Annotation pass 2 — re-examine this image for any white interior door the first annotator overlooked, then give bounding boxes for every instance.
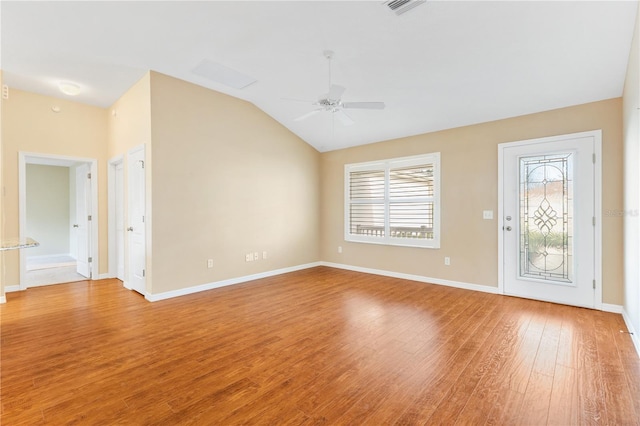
[69,167,78,261]
[127,146,146,295]
[501,133,598,308]
[115,162,125,281]
[75,164,91,278]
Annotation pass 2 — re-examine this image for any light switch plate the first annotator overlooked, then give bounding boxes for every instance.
[483,210,494,220]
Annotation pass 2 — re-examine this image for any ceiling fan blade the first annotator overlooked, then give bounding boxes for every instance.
[335,109,354,126]
[342,101,386,110]
[294,109,322,122]
[327,84,346,101]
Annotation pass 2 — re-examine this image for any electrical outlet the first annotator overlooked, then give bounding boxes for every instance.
[338,246,343,254]
[207,259,214,268]
[245,253,253,262]
[444,257,451,266]
[262,251,268,259]
[254,252,259,261]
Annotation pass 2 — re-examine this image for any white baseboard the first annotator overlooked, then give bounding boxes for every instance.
[320,262,500,295]
[146,262,323,302]
[5,285,22,293]
[320,262,626,315]
[622,309,640,358]
[601,303,624,314]
[0,295,6,304]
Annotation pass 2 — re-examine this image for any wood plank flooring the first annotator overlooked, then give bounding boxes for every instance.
[1,266,639,425]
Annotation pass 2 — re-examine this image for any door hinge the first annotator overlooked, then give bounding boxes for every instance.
[142,269,146,277]
[593,279,596,289]
[139,160,145,169]
[142,215,145,223]
[88,215,92,221]
[87,172,92,179]
[592,153,596,164]
[592,217,596,226]
[88,257,93,263]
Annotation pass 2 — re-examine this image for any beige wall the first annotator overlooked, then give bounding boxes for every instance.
[321,98,624,305]
[107,73,151,159]
[623,4,640,335]
[25,164,70,257]
[1,89,109,290]
[148,72,320,294]
[0,69,626,308]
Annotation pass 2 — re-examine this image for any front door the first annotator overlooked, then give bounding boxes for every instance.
[500,131,600,308]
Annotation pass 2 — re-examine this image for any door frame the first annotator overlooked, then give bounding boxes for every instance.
[497,130,603,309]
[108,155,126,286]
[18,152,99,290]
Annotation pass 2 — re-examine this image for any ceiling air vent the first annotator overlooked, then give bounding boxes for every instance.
[383,0,426,16]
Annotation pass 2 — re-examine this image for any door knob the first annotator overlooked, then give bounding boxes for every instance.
[73,224,79,228]
[505,226,512,231]
[127,227,134,232]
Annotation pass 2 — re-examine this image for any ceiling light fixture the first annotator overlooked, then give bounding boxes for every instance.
[58,81,81,96]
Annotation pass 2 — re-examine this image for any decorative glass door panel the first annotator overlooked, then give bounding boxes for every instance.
[519,153,573,284]
[501,132,598,309]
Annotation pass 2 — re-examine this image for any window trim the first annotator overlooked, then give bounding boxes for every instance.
[344,152,441,249]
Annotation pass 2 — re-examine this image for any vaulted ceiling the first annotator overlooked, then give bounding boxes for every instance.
[1,1,637,152]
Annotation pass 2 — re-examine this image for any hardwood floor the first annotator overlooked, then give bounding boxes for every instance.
[1,266,639,425]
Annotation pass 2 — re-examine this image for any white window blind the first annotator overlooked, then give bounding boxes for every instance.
[345,153,440,248]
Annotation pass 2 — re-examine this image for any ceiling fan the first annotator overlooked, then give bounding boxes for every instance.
[290,50,385,126]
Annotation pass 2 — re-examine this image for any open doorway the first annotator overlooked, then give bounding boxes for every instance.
[19,152,99,289]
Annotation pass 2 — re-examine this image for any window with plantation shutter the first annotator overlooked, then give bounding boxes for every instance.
[345,153,440,248]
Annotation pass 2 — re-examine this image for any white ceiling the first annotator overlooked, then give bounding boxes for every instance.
[1,1,637,152]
